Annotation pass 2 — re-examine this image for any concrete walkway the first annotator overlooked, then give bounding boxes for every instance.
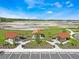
[66,29,75,38]
[46,41,61,49]
[14,40,31,49]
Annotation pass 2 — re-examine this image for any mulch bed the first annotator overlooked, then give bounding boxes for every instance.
[0,44,17,49]
[22,41,55,49]
[58,44,79,49]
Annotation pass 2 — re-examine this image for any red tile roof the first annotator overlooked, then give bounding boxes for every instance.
[5,32,17,39]
[58,32,69,39]
[32,28,44,34]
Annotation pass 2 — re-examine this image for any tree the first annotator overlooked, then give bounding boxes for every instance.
[35,34,41,44]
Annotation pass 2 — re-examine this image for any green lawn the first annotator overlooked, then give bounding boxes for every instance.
[69,38,79,46]
[69,28,79,32]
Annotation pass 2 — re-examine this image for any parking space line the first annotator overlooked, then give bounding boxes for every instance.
[66,53,73,59]
[7,52,13,59]
[49,52,52,59]
[18,53,22,59]
[40,52,41,59]
[29,52,31,59]
[58,52,62,59]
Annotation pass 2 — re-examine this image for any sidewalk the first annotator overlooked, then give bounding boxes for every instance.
[46,41,61,49]
[66,29,75,38]
[14,40,31,49]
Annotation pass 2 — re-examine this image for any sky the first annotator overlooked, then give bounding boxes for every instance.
[0,0,79,20]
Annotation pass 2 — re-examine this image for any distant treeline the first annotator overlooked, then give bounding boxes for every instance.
[0,17,47,22]
[0,17,78,22]
[0,17,27,22]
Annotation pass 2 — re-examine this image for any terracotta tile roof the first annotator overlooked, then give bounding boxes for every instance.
[58,32,69,39]
[32,28,43,34]
[5,32,17,39]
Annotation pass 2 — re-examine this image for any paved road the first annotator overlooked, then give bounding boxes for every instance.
[0,52,79,59]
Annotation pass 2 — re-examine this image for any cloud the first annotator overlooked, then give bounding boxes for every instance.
[0,8,20,18]
[24,0,36,8]
[41,7,45,9]
[66,1,71,4]
[47,11,53,14]
[67,3,74,8]
[51,10,79,20]
[0,8,37,19]
[47,10,69,20]
[24,0,45,8]
[53,2,62,8]
[65,1,74,8]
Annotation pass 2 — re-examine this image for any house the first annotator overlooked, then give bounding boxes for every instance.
[32,28,45,40]
[5,32,17,44]
[57,32,70,42]
[32,28,43,34]
[5,32,26,44]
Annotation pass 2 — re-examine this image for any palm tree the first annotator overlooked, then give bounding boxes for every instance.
[35,34,41,44]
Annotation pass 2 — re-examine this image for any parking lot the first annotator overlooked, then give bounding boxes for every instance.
[0,52,79,59]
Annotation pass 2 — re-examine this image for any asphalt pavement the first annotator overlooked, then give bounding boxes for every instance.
[0,52,79,59]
